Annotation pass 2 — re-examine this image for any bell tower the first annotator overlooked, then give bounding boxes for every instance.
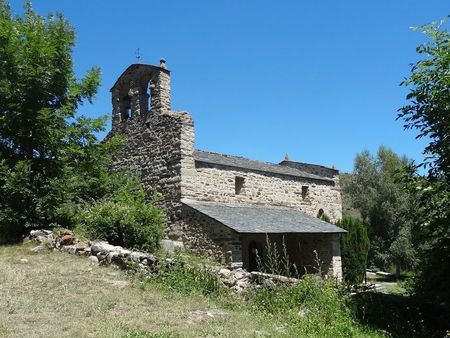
[110,59,171,131]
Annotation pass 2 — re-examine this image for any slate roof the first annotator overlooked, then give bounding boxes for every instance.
[183,200,346,234]
[193,150,333,183]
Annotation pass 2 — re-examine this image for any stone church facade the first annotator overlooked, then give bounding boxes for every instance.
[107,60,346,279]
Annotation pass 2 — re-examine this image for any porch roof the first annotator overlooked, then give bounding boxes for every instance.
[182,200,347,234]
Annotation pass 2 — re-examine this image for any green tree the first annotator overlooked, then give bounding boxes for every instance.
[0,1,104,239]
[342,146,416,274]
[398,19,450,303]
[338,216,369,285]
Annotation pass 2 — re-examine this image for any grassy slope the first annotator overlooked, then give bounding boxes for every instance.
[0,243,281,337]
[0,243,384,338]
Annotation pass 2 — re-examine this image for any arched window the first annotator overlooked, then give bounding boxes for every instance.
[121,95,132,120]
[317,208,324,218]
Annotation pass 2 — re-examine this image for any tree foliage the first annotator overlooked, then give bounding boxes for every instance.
[0,2,165,252]
[342,146,416,273]
[338,216,369,285]
[76,184,165,252]
[398,20,450,303]
[0,1,107,238]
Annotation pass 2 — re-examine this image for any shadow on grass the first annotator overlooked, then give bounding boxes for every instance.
[352,292,450,338]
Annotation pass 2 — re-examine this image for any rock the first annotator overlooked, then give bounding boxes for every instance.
[35,235,48,244]
[129,252,145,263]
[30,230,46,238]
[60,229,73,236]
[106,252,118,264]
[160,239,184,254]
[88,255,99,264]
[60,234,75,246]
[20,258,29,264]
[90,243,102,256]
[117,248,131,256]
[31,245,44,253]
[96,252,107,263]
[146,255,158,266]
[75,242,88,252]
[91,242,116,255]
[236,280,249,288]
[60,245,76,254]
[233,269,248,280]
[67,246,77,255]
[218,268,232,278]
[222,276,237,287]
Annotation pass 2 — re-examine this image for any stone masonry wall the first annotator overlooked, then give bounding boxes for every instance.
[109,111,193,238]
[181,163,343,223]
[181,204,242,265]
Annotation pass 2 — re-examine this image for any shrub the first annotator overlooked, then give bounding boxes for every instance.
[338,215,370,285]
[247,275,379,337]
[76,188,165,252]
[155,261,227,297]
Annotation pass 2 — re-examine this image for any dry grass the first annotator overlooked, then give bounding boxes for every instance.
[0,243,285,338]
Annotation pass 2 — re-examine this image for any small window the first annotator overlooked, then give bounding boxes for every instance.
[317,208,324,218]
[235,176,245,195]
[301,186,309,200]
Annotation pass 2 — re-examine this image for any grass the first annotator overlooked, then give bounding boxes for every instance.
[365,273,407,295]
[0,243,384,337]
[0,243,279,337]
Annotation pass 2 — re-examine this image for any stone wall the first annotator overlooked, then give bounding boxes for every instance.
[181,204,242,265]
[109,111,195,238]
[108,63,193,238]
[181,162,342,222]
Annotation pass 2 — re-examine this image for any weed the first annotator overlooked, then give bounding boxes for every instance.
[153,260,228,298]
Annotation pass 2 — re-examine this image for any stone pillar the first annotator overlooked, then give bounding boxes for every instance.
[180,112,196,196]
[129,87,141,117]
[111,88,122,131]
[150,61,171,115]
[331,234,343,281]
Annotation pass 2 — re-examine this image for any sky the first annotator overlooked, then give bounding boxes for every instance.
[9,0,450,173]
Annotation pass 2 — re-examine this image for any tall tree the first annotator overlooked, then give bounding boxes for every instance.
[338,216,370,285]
[398,19,450,303]
[342,146,416,274]
[0,1,109,239]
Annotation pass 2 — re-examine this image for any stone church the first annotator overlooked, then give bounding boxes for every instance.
[107,59,346,279]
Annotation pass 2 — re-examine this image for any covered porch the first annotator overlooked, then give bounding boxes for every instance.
[183,200,346,279]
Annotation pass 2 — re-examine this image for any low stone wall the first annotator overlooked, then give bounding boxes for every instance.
[26,229,252,293]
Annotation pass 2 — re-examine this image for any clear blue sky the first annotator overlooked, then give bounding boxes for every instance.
[10,1,450,173]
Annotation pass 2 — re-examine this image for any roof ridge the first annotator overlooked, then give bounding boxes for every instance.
[193,149,333,183]
[194,149,284,168]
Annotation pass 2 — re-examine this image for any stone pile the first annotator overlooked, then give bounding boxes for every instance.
[217,267,252,293]
[26,229,253,292]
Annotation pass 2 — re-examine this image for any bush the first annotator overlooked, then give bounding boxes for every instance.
[338,215,370,285]
[76,188,165,252]
[247,275,379,337]
[155,261,227,297]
